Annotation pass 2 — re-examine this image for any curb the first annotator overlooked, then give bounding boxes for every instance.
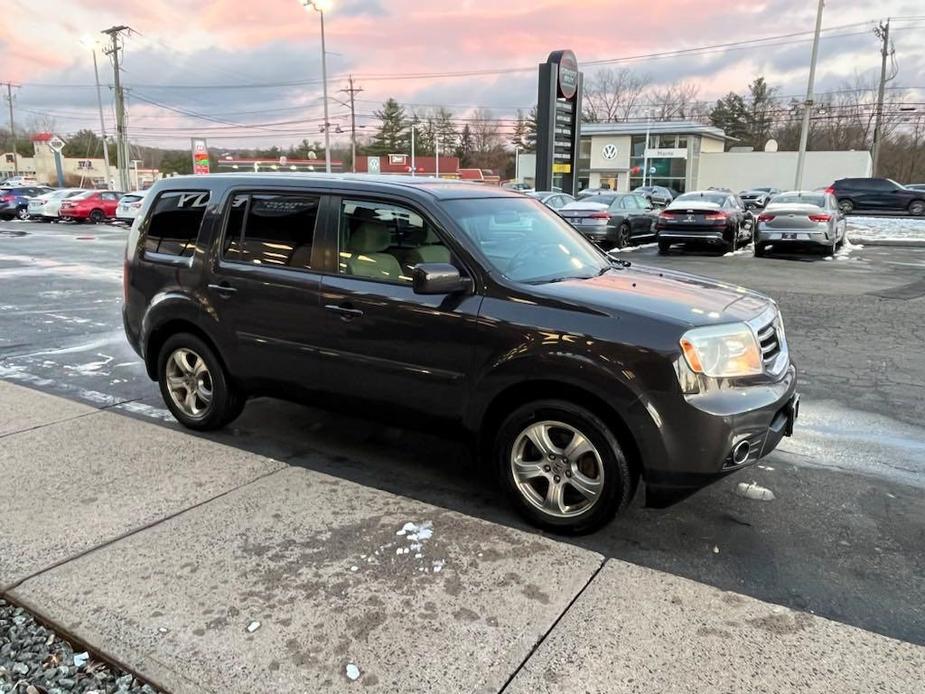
[847,237,925,248]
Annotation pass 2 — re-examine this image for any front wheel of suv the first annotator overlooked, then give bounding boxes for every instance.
[157,332,245,431]
[658,239,671,255]
[494,400,635,534]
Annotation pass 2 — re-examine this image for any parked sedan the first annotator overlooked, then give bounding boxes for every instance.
[115,191,149,224]
[558,193,656,249]
[526,191,575,211]
[0,186,54,220]
[754,191,846,257]
[59,190,124,223]
[27,188,85,221]
[739,187,781,210]
[656,191,753,255]
[632,185,674,206]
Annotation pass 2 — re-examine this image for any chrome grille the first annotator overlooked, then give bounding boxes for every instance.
[757,322,781,367]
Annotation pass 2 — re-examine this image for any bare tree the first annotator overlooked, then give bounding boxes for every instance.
[648,81,701,121]
[582,67,647,122]
[470,108,502,152]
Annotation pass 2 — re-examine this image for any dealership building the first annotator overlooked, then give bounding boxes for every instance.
[518,120,872,193]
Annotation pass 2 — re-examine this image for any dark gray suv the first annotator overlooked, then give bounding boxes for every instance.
[123,174,798,533]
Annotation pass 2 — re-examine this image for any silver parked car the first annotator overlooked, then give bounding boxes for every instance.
[526,190,575,210]
[754,191,846,257]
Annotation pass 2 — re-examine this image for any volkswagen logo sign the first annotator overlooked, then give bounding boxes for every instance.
[601,144,617,160]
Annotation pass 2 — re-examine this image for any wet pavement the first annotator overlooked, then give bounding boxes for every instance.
[1,219,924,645]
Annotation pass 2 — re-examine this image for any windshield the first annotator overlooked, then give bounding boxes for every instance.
[675,192,727,206]
[770,193,825,206]
[443,197,608,284]
[70,191,95,200]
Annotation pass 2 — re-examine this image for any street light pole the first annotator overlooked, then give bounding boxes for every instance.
[85,40,112,189]
[642,113,652,188]
[514,145,521,181]
[410,124,416,176]
[300,1,332,174]
[794,0,825,190]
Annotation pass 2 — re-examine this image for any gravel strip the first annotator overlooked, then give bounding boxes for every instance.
[0,598,157,694]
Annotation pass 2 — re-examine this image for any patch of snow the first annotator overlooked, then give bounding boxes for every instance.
[246,620,261,633]
[735,481,776,501]
[609,242,657,254]
[723,243,753,257]
[432,560,445,573]
[847,215,925,243]
[345,663,360,681]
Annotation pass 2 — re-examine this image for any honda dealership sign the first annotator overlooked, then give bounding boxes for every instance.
[535,50,583,195]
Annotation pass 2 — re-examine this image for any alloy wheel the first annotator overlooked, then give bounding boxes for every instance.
[17,207,28,220]
[510,420,604,518]
[910,201,925,217]
[165,348,213,419]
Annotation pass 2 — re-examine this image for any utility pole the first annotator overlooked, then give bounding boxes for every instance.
[88,47,112,189]
[794,0,825,190]
[339,75,363,173]
[102,25,131,191]
[2,83,19,177]
[871,19,893,176]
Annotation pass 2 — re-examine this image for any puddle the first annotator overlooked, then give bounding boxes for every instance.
[778,399,925,488]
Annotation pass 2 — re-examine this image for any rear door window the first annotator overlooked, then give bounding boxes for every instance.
[221,192,320,270]
[144,191,210,258]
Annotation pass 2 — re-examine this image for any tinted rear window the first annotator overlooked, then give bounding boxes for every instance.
[771,194,825,206]
[675,193,727,205]
[143,191,210,257]
[222,192,320,270]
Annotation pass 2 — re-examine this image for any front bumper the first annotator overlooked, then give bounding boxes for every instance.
[644,363,798,502]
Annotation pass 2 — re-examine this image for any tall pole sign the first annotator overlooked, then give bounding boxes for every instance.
[191,138,210,175]
[536,49,582,195]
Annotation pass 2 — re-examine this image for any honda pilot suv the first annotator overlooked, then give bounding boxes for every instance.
[123,174,798,533]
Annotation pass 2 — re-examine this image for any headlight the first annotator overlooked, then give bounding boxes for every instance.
[680,323,763,378]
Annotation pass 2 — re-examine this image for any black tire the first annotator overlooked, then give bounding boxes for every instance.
[909,200,925,217]
[494,399,636,534]
[17,207,29,220]
[753,243,765,258]
[658,240,671,255]
[89,209,105,224]
[157,332,245,431]
[838,199,854,215]
[615,223,631,249]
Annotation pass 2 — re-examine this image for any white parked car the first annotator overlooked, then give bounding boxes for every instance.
[28,188,85,221]
[115,190,148,224]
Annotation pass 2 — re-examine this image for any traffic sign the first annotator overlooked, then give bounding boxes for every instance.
[48,135,66,153]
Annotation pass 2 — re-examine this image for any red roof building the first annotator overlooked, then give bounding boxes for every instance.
[356,154,460,177]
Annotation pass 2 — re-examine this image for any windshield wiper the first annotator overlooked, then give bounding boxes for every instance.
[608,256,632,268]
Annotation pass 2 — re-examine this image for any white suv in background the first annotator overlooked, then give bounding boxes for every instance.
[115,190,149,224]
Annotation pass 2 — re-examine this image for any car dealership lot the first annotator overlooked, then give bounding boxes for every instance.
[1,219,924,683]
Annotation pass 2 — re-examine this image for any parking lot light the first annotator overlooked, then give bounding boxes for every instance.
[298,0,333,174]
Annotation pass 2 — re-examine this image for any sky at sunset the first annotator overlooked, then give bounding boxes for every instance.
[3,0,924,149]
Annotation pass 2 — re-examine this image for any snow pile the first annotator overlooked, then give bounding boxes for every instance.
[609,242,657,254]
[847,216,925,243]
[723,243,754,257]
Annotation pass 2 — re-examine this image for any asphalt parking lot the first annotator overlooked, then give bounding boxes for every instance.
[1,219,924,646]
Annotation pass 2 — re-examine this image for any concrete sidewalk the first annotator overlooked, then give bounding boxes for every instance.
[1,381,922,693]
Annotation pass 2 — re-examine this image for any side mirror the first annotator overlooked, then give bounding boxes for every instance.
[412,263,472,295]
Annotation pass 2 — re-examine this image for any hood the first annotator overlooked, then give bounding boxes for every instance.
[528,264,772,327]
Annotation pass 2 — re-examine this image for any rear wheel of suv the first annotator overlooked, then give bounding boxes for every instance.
[754,243,766,258]
[157,333,245,431]
[657,239,671,255]
[909,200,925,217]
[494,400,635,534]
[838,199,854,214]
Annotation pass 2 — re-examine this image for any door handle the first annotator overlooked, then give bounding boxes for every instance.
[324,304,364,319]
[208,283,237,296]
